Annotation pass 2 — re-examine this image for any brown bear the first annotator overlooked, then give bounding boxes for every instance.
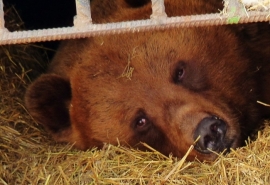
[25,0,270,161]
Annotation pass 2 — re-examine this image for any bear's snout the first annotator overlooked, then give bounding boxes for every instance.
[193,116,227,154]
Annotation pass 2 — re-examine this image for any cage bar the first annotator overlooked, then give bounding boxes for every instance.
[0,0,269,45]
[74,0,92,27]
[0,0,7,33]
[151,0,167,19]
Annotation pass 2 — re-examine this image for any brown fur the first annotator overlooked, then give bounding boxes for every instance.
[25,0,270,161]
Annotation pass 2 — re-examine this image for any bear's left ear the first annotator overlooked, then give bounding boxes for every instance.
[25,74,72,142]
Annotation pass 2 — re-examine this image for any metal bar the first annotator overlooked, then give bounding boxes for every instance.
[0,0,7,32]
[151,0,167,19]
[0,12,269,45]
[0,0,269,45]
[74,0,92,27]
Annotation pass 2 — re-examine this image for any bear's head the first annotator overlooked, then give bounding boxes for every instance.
[25,26,263,161]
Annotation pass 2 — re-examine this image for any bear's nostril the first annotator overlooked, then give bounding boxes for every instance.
[193,116,227,154]
[210,124,217,132]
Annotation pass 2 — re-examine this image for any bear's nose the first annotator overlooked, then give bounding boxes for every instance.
[193,116,227,154]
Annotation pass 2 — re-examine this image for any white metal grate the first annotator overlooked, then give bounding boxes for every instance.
[0,0,269,45]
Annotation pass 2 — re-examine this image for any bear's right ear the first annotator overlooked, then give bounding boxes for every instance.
[25,74,72,142]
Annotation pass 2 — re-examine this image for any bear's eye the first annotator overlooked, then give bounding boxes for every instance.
[176,68,185,82]
[134,116,151,133]
[136,117,148,128]
[173,61,186,84]
[132,110,152,133]
[174,68,185,84]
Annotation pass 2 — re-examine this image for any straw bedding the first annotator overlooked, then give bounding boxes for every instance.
[1,4,270,185]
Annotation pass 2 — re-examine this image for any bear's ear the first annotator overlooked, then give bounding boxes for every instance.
[25,74,72,142]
